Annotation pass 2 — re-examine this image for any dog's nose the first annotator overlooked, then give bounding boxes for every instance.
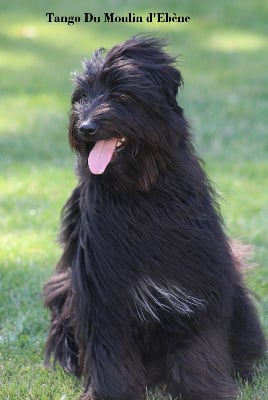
[79,120,98,136]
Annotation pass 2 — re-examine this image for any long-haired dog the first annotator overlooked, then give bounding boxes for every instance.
[44,36,266,400]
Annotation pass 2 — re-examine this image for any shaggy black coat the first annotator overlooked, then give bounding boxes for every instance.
[44,36,266,400]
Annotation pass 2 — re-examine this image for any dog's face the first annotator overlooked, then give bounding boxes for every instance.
[69,36,186,191]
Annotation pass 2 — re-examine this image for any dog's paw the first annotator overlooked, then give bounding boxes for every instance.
[79,393,93,400]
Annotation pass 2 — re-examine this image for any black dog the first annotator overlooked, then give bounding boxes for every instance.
[44,36,266,400]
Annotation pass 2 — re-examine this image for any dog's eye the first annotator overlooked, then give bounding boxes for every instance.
[79,96,88,104]
[79,92,89,102]
[72,89,88,104]
[114,93,127,102]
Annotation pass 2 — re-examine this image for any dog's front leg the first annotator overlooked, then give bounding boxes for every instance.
[165,327,239,400]
[80,334,146,400]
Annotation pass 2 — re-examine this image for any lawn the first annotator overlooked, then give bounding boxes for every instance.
[0,0,267,399]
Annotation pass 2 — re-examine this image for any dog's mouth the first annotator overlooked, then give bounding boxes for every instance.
[88,137,126,174]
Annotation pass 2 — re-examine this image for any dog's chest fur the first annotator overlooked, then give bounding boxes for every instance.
[75,177,232,328]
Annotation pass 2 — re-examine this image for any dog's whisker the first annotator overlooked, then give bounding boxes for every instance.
[131,144,139,158]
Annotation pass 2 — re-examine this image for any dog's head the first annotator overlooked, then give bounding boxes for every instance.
[69,36,188,191]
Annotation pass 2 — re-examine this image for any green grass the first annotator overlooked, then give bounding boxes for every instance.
[0,0,267,398]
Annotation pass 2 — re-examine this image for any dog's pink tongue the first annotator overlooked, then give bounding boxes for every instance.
[88,139,118,174]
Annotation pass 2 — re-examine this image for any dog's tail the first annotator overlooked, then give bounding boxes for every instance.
[230,240,256,271]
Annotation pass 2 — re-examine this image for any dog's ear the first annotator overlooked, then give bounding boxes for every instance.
[152,64,183,107]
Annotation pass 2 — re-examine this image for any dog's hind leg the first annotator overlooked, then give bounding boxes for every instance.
[165,328,239,400]
[229,284,266,381]
[44,270,81,376]
[44,185,82,375]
